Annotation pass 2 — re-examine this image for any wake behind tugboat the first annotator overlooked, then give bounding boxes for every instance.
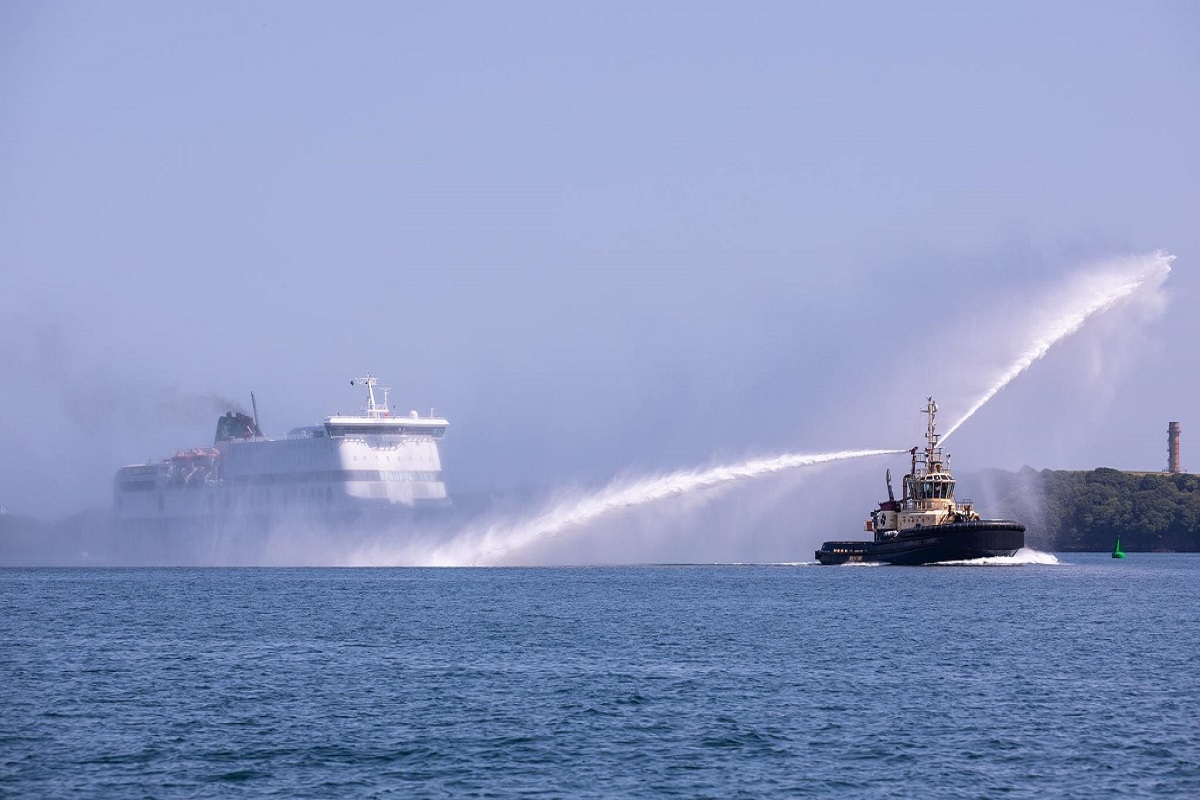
[816,397,1024,565]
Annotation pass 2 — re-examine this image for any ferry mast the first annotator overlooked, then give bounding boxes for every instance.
[350,374,392,419]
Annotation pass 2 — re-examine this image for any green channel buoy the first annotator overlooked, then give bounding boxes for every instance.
[1112,537,1126,559]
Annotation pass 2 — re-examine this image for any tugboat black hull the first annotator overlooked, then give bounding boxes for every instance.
[815,520,1025,566]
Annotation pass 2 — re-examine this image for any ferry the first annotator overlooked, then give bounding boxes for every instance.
[113,375,450,533]
[815,398,1025,565]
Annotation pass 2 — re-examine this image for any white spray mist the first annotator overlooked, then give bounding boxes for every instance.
[350,251,1175,567]
[941,250,1174,442]
[356,448,901,565]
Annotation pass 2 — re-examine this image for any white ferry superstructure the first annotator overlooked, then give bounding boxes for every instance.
[113,375,449,525]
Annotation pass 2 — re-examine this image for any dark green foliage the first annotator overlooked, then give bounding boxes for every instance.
[983,468,1200,552]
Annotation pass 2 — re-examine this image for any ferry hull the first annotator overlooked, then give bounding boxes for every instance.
[112,374,453,565]
[113,502,455,565]
[815,520,1025,566]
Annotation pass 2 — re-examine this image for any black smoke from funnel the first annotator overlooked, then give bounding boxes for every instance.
[16,320,246,430]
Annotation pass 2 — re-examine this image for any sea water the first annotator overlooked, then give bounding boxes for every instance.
[2,554,1197,798]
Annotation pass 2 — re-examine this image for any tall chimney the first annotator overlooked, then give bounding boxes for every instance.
[1168,422,1181,473]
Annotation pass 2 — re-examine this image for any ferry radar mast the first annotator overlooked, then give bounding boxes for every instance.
[350,374,392,418]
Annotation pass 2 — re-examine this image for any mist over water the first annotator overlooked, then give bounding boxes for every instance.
[385,252,1173,566]
[7,252,1173,567]
[351,449,902,566]
[328,251,1178,566]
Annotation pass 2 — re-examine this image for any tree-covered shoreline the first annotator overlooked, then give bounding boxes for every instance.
[976,467,1200,552]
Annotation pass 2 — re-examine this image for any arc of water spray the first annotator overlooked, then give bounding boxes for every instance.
[403,251,1173,566]
[941,251,1175,443]
[450,448,903,565]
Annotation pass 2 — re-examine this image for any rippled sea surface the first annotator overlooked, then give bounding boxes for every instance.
[2,554,1198,798]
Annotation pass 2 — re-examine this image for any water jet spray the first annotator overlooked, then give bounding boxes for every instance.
[942,250,1173,442]
[359,251,1175,567]
[367,448,903,566]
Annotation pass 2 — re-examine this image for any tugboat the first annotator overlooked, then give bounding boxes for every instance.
[815,398,1025,565]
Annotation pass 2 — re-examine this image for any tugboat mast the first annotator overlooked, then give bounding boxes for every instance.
[922,396,941,472]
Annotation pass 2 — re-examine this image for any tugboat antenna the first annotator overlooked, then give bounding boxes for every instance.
[922,396,940,471]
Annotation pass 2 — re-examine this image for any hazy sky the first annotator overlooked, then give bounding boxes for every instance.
[3,2,1198,533]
